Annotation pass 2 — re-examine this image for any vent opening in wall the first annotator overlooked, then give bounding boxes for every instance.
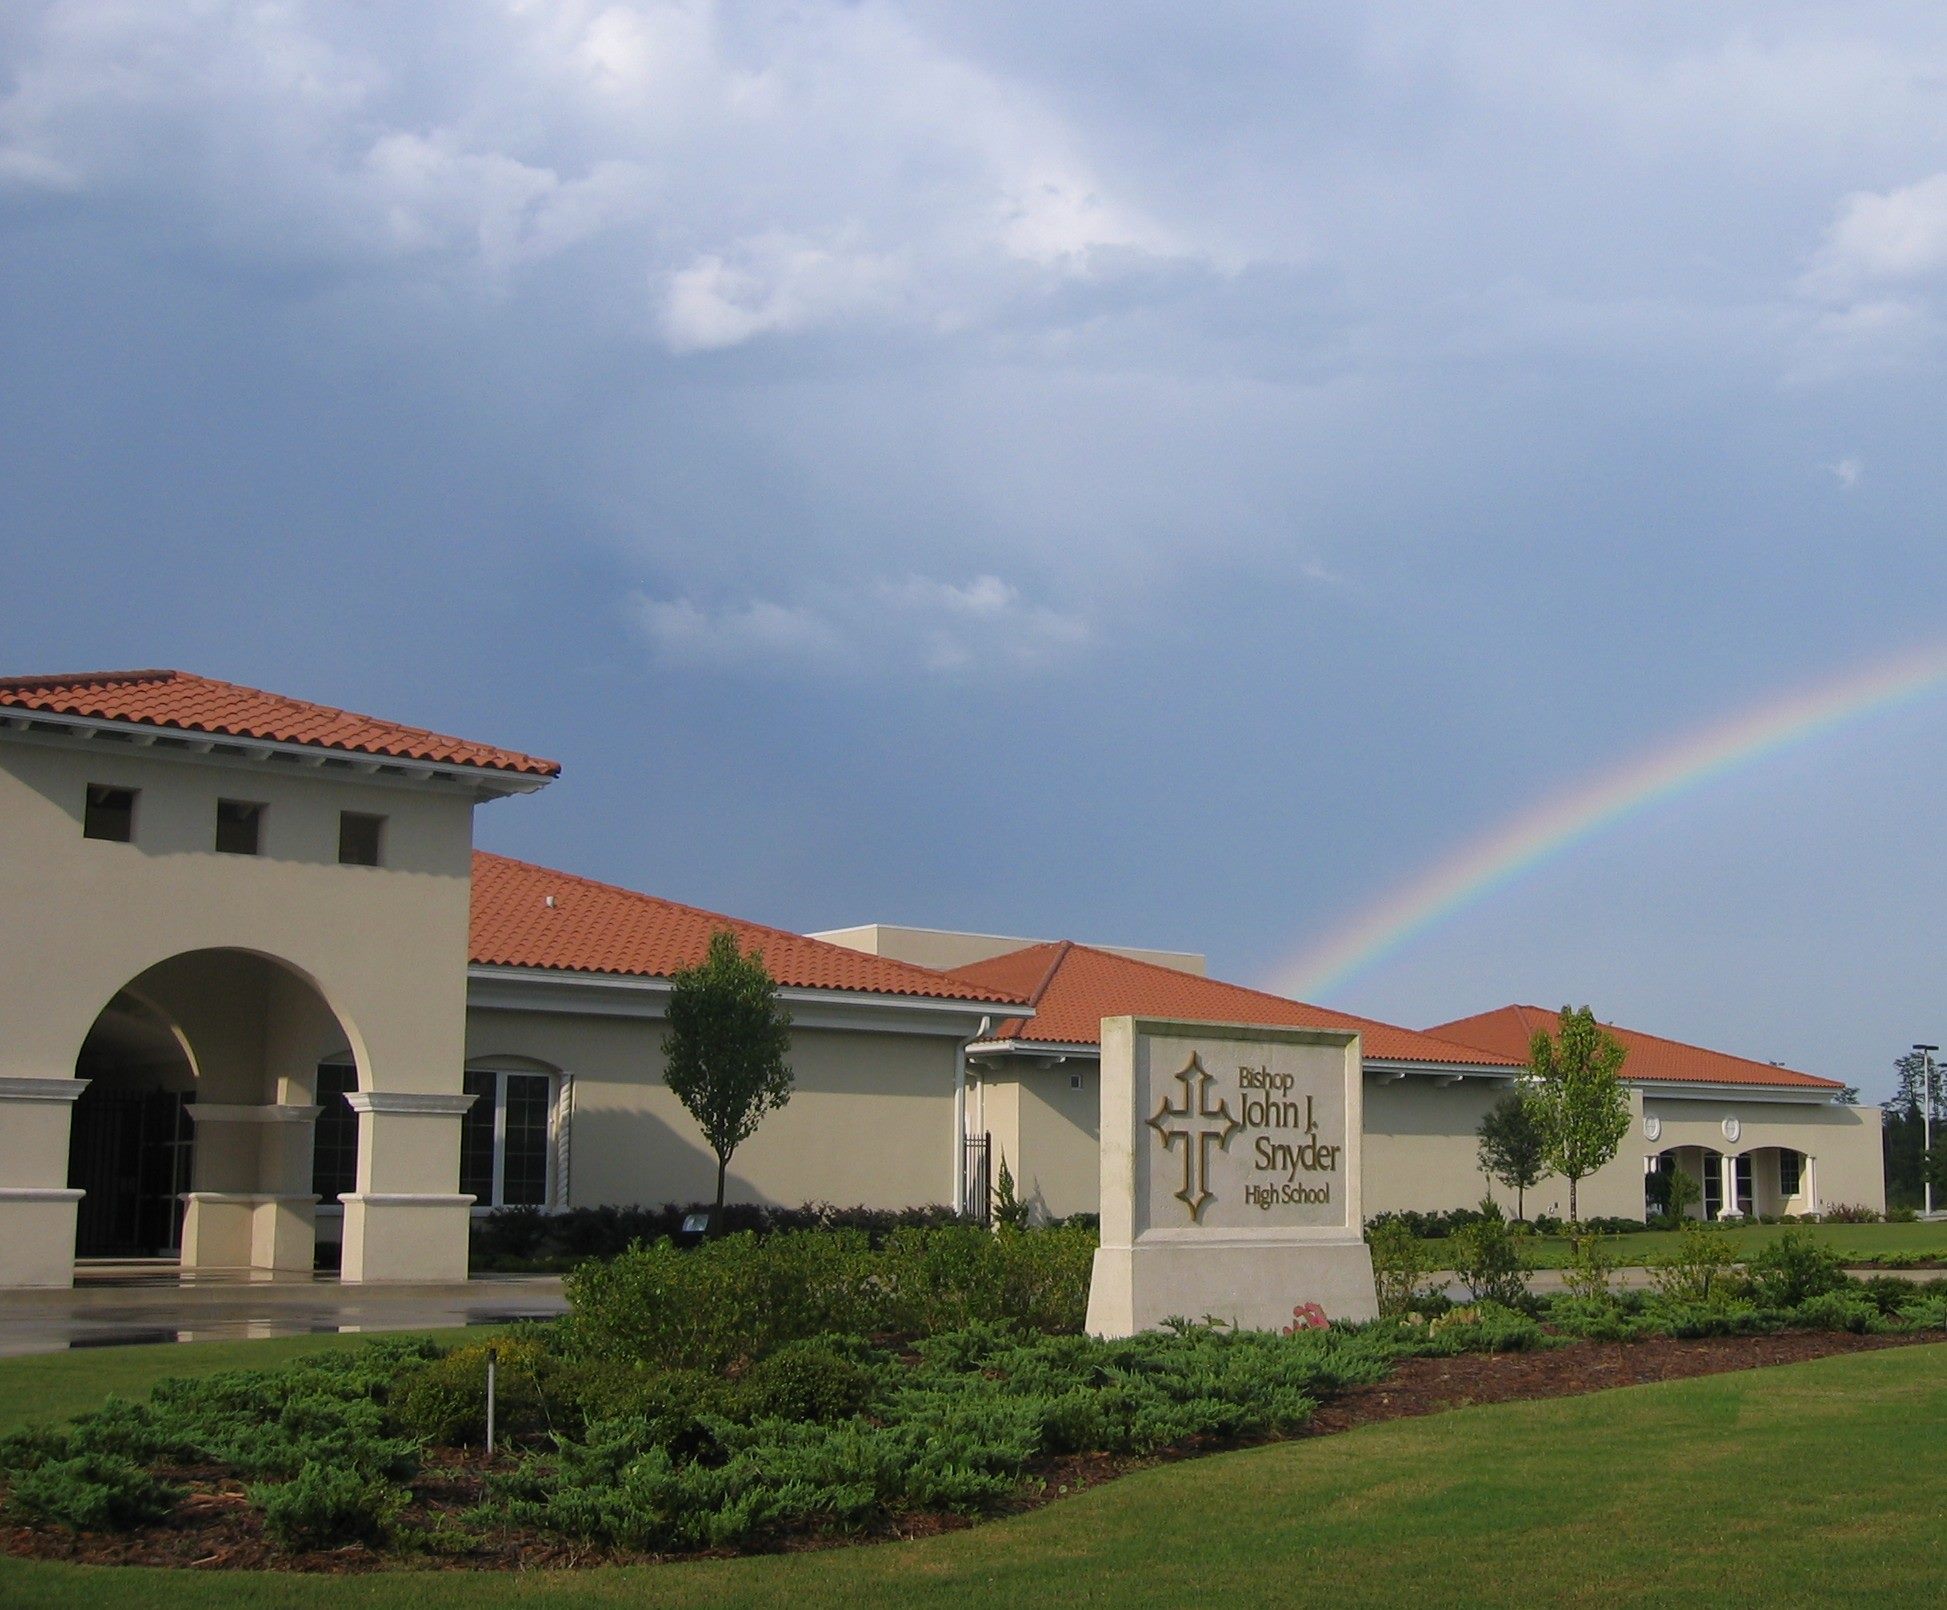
[1069,1073,1084,1090]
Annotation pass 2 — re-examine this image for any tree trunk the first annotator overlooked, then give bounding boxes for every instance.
[1516,1182,1524,1220]
[712,1153,728,1238]
[1567,1174,1578,1224]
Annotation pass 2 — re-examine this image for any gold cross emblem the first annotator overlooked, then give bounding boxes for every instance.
[1147,1052,1240,1220]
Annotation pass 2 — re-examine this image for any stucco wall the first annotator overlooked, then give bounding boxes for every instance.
[981,1052,1884,1225]
[0,735,476,1095]
[465,1006,967,1210]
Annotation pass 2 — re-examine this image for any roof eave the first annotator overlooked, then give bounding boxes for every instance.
[0,709,556,796]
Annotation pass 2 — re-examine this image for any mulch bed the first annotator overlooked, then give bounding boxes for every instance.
[3,1329,1938,1574]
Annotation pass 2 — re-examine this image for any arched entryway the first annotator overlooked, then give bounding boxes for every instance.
[69,992,198,1259]
[66,948,362,1275]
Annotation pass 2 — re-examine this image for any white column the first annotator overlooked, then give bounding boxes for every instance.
[0,1076,89,1288]
[1720,1152,1740,1220]
[179,1104,321,1272]
[1806,1155,1820,1218]
[552,1072,574,1210]
[339,1091,477,1283]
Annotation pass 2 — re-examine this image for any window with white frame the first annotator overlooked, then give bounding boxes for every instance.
[1778,1149,1803,1198]
[460,1065,556,1208]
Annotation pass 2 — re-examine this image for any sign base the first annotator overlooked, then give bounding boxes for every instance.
[1085,1238,1378,1338]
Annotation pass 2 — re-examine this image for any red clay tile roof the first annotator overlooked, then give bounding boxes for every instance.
[1427,1006,1845,1091]
[948,942,1520,1067]
[0,670,559,777]
[470,853,1030,1004]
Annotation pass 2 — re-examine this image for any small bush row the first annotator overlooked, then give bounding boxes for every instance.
[471,1202,1025,1270]
[558,1224,1100,1370]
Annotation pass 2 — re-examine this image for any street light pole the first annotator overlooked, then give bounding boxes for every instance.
[1915,1044,1938,1219]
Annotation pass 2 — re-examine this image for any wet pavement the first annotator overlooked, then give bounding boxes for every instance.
[0,1266,568,1357]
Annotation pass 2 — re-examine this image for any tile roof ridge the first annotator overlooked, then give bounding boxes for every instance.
[1025,940,1077,1007]
[1444,1003,1839,1088]
[0,668,181,691]
[1042,942,1522,1065]
[473,852,1030,1000]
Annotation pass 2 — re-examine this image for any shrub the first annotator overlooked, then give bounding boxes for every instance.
[1746,1231,1848,1309]
[1447,1200,1533,1310]
[1789,1291,1883,1335]
[1423,1301,1546,1353]
[736,1340,877,1424]
[1561,1233,1618,1302]
[1647,1225,1741,1305]
[1366,1219,1443,1318]
[1857,1274,1924,1317]
[1886,1205,1919,1224]
[1821,1203,1881,1224]
[393,1337,554,1447]
[471,1202,976,1269]
[559,1225,1097,1369]
[253,1459,408,1550]
[6,1454,180,1531]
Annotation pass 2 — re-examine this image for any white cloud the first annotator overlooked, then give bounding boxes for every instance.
[660,233,905,351]
[1828,456,1864,490]
[1806,173,1947,293]
[629,572,1088,676]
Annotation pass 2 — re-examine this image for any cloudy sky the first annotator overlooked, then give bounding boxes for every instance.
[5,3,1945,1099]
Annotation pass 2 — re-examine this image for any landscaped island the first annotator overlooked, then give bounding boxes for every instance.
[2,1222,1943,1571]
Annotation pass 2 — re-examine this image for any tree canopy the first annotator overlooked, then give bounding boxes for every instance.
[1525,1005,1631,1224]
[661,930,794,1233]
[1475,1093,1548,1219]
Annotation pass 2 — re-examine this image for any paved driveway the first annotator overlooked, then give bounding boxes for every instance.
[0,1270,568,1357]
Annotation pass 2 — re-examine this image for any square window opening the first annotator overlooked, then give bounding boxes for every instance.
[215,799,264,856]
[83,785,138,842]
[338,811,385,867]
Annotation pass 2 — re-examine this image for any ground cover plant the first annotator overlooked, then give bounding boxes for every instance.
[1,1343,1942,1608]
[3,1224,1942,1572]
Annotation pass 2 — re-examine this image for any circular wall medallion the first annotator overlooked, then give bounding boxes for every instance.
[1721,1116,1741,1144]
[1643,1114,1662,1142]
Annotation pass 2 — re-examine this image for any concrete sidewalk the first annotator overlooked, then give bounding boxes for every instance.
[0,1269,568,1358]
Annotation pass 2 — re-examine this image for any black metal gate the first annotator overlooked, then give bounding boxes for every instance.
[67,1088,195,1258]
[963,1131,992,1226]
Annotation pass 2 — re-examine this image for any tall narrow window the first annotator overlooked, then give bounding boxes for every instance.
[83,785,137,842]
[338,811,385,867]
[459,1067,555,1208]
[1778,1150,1802,1198]
[215,799,264,855]
[312,1063,359,1203]
[459,1069,498,1205]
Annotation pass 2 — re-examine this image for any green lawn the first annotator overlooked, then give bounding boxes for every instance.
[1435,1219,1947,1270]
[0,1332,1941,1607]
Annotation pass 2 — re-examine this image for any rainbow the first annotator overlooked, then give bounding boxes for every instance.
[1278,641,1947,1001]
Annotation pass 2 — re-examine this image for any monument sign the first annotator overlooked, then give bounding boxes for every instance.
[1085,1016,1378,1336]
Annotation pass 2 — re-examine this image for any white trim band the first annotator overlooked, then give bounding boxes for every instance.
[0,1187,86,1203]
[0,1077,90,1104]
[186,1104,322,1125]
[338,1193,478,1208]
[182,1192,321,1206]
[344,1092,477,1117]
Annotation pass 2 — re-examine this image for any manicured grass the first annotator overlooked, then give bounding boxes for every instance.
[0,1336,1940,1607]
[1436,1219,1947,1270]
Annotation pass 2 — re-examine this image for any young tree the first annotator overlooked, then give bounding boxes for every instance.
[661,930,794,1235]
[1884,1050,1942,1211]
[1526,1005,1631,1224]
[1476,1093,1548,1219]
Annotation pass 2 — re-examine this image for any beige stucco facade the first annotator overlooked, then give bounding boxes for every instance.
[0,724,512,1286]
[453,979,988,1217]
[974,1055,1886,1227]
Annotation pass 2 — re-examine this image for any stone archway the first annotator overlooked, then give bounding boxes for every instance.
[67,948,363,1275]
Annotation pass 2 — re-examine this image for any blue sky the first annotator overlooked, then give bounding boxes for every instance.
[4,4,1944,1100]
